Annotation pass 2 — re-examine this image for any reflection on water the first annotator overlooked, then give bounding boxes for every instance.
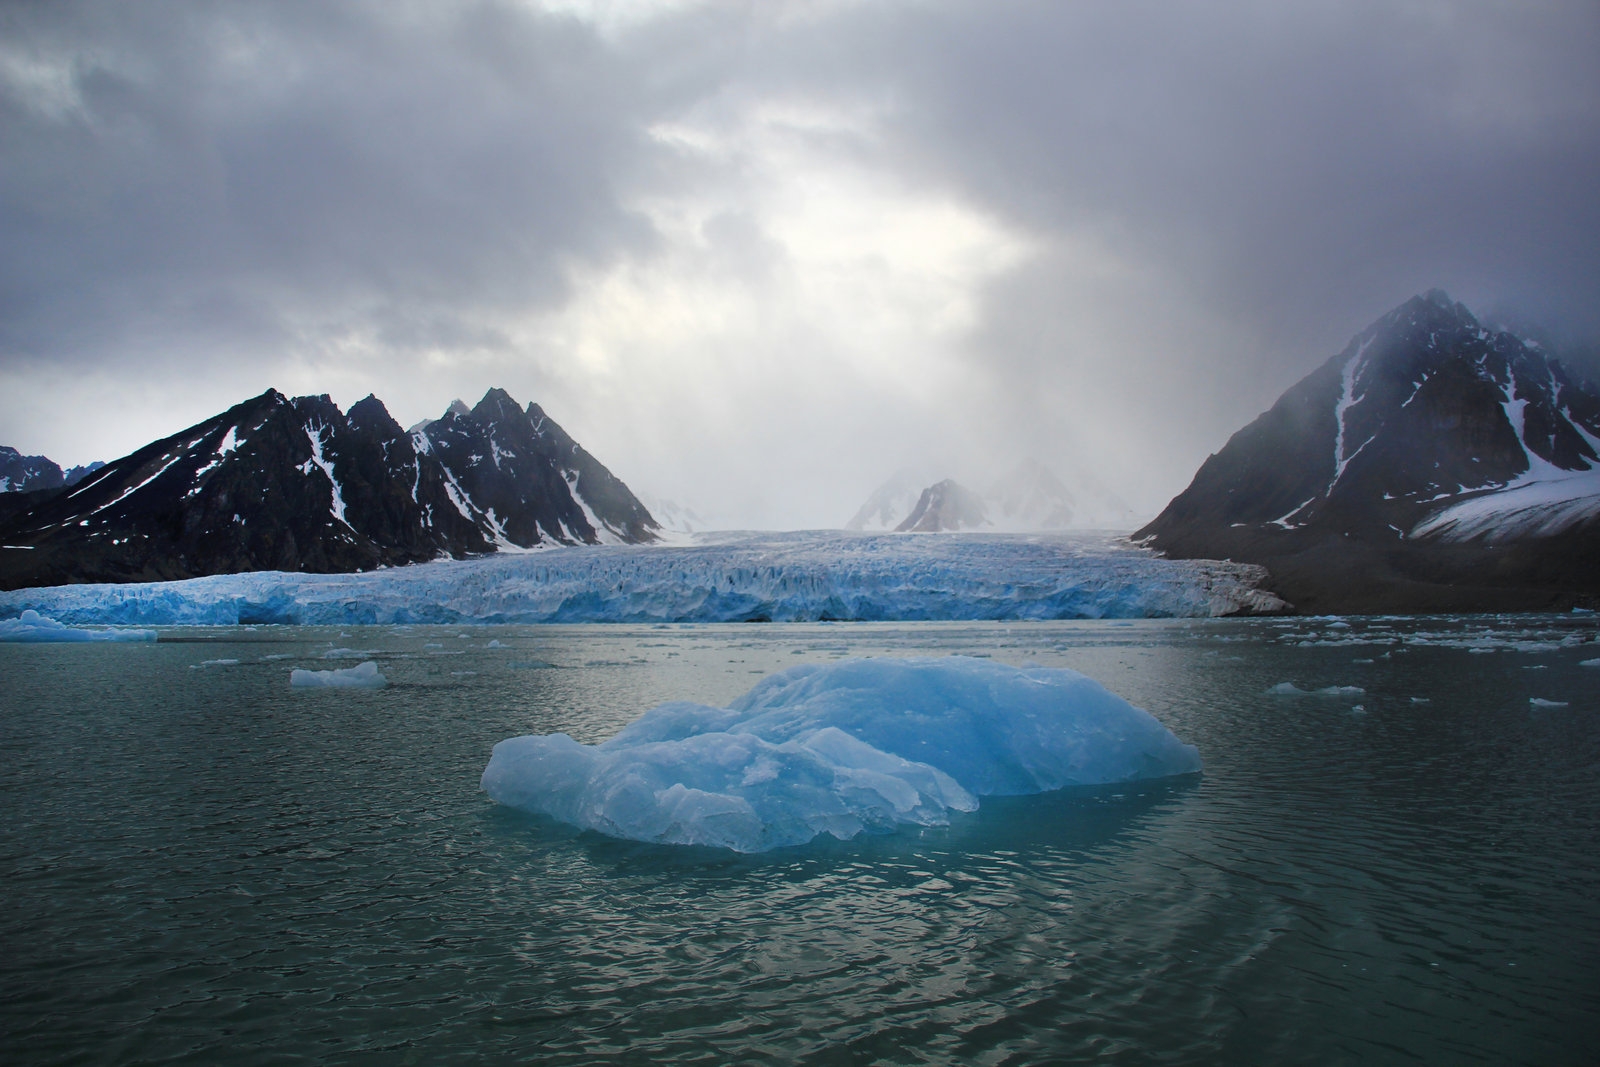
[1,617,1597,1064]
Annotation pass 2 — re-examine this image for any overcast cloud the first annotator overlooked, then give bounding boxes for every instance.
[3,0,1597,526]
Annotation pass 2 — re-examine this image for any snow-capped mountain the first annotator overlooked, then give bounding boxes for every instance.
[1139,290,1600,610]
[0,388,658,590]
[850,460,1136,533]
[0,447,104,494]
[895,479,990,532]
[638,494,713,535]
[846,468,934,532]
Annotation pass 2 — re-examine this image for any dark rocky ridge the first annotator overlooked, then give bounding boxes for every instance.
[1138,291,1600,612]
[0,388,658,590]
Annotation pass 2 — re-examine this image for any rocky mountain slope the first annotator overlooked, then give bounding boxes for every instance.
[1138,291,1600,611]
[0,388,658,590]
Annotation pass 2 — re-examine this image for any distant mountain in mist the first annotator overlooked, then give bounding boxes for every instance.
[0,388,658,590]
[848,459,1137,533]
[1139,290,1600,612]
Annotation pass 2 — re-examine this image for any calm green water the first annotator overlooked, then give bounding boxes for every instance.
[2,617,1597,1064]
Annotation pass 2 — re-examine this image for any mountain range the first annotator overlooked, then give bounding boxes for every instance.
[0,388,658,590]
[1138,290,1600,611]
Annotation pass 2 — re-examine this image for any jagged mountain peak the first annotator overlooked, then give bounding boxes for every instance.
[471,387,525,423]
[347,394,403,437]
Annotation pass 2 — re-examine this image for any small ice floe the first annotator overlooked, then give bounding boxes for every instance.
[290,661,387,689]
[322,647,378,659]
[1266,682,1366,697]
[1529,698,1569,708]
[1410,697,1432,704]
[1349,704,1367,715]
[487,639,507,649]
[1581,659,1600,669]
[1352,658,1375,664]
[0,609,155,643]
[190,658,240,669]
[1522,665,1548,670]
[450,670,477,677]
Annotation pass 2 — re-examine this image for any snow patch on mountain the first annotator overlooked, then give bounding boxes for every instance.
[1411,467,1600,543]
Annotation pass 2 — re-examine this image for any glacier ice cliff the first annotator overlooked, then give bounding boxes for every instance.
[0,531,1282,625]
[481,656,1202,852]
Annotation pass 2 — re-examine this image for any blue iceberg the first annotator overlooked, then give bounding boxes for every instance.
[0,608,156,643]
[482,656,1201,852]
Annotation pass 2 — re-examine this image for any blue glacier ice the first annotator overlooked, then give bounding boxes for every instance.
[0,608,156,642]
[481,656,1202,852]
[0,531,1282,626]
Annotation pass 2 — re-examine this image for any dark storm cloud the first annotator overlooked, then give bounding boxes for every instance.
[3,0,1598,520]
[0,0,664,370]
[791,1,1600,359]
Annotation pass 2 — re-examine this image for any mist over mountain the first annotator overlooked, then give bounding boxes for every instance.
[1139,291,1600,611]
[848,460,1137,533]
[0,388,657,590]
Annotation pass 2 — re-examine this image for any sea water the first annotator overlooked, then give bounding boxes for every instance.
[2,617,1597,1064]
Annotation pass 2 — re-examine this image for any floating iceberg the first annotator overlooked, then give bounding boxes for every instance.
[0,608,155,643]
[0,531,1283,626]
[482,656,1201,852]
[289,661,387,689]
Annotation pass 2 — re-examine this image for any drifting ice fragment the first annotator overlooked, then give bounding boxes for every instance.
[1529,697,1569,708]
[1266,682,1366,697]
[290,661,387,689]
[482,656,1201,853]
[0,608,155,643]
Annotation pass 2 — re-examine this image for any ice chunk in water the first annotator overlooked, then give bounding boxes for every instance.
[1267,682,1365,697]
[0,608,155,643]
[290,661,387,689]
[482,656,1201,852]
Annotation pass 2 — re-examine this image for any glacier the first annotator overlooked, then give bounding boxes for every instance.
[481,656,1202,852]
[0,531,1282,626]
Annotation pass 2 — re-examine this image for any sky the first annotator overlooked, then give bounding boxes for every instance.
[3,0,1598,528]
